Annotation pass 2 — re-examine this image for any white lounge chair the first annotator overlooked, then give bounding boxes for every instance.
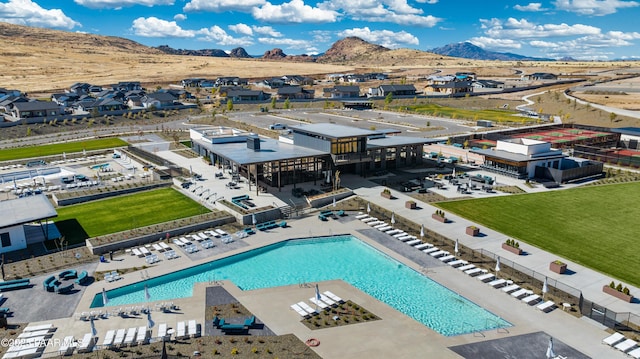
[22,324,53,332]
[297,301,318,316]
[136,326,147,344]
[361,217,377,223]
[355,214,369,219]
[176,321,187,339]
[457,264,475,271]
[102,330,115,348]
[423,247,440,254]
[291,303,309,318]
[430,250,449,258]
[488,279,507,288]
[603,332,626,346]
[501,284,520,293]
[377,225,392,232]
[439,255,456,262]
[323,291,344,303]
[319,294,337,306]
[215,229,228,236]
[628,347,640,359]
[386,229,402,235]
[476,273,495,282]
[188,320,199,338]
[58,335,75,356]
[414,243,432,250]
[465,268,486,276]
[406,239,422,246]
[124,327,137,346]
[191,234,202,242]
[511,289,533,299]
[536,300,556,312]
[521,294,541,305]
[172,238,186,247]
[397,235,412,241]
[392,232,407,238]
[309,297,330,310]
[156,323,168,341]
[132,248,143,257]
[113,329,126,347]
[159,242,170,251]
[615,339,638,353]
[152,243,164,252]
[198,232,209,240]
[18,329,51,339]
[77,333,94,353]
[139,247,151,256]
[448,259,468,268]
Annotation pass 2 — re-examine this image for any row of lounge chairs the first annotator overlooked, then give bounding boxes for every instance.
[2,323,55,358]
[102,326,149,349]
[603,332,640,358]
[291,291,344,318]
[104,271,122,282]
[256,220,286,231]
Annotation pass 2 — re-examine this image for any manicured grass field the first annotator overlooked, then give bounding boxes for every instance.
[0,138,127,161]
[436,182,640,288]
[54,188,209,245]
[407,103,526,123]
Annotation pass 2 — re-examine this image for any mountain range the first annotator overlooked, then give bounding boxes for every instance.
[428,42,553,61]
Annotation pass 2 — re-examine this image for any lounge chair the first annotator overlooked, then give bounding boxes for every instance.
[75,270,89,285]
[603,332,626,346]
[397,235,412,241]
[392,232,407,238]
[101,330,116,348]
[373,222,388,228]
[136,326,147,344]
[176,321,187,339]
[628,347,640,359]
[448,259,468,268]
[22,324,53,332]
[77,333,94,353]
[361,217,377,223]
[215,229,228,236]
[439,255,456,263]
[501,284,520,293]
[406,239,422,246]
[488,279,507,288]
[510,288,532,299]
[414,243,432,250]
[423,247,440,254]
[59,269,77,280]
[58,335,75,356]
[124,327,137,346]
[244,316,256,328]
[139,247,151,256]
[355,214,368,219]
[132,248,143,257]
[156,323,168,341]
[536,300,556,312]
[319,294,337,306]
[291,303,310,318]
[152,243,164,252]
[457,264,475,271]
[18,329,51,339]
[297,301,318,316]
[159,242,170,251]
[377,225,392,232]
[309,297,330,310]
[521,294,541,305]
[172,239,185,247]
[476,273,495,282]
[113,329,126,347]
[323,291,344,303]
[385,229,402,235]
[430,250,449,258]
[465,268,486,276]
[188,320,199,338]
[615,339,638,353]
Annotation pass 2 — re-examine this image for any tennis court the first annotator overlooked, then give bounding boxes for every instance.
[510,128,612,147]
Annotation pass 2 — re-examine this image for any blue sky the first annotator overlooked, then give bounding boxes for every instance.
[2,0,639,60]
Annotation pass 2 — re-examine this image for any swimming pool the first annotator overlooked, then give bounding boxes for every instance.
[92,235,510,336]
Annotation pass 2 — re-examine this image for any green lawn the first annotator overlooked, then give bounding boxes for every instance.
[54,188,209,245]
[436,182,640,288]
[0,138,127,161]
[407,103,526,123]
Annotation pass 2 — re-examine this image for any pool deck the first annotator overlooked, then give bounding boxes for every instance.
[22,213,626,358]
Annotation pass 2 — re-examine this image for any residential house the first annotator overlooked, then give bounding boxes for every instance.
[111,81,143,92]
[51,93,80,107]
[0,96,29,113]
[472,80,505,89]
[323,86,360,98]
[424,81,473,95]
[377,84,417,97]
[127,95,143,108]
[77,98,127,113]
[226,89,270,102]
[217,86,248,97]
[254,78,286,89]
[281,75,314,86]
[426,75,456,85]
[523,73,557,81]
[9,101,62,119]
[215,77,247,87]
[141,92,178,109]
[455,72,477,81]
[277,86,315,100]
[182,78,207,87]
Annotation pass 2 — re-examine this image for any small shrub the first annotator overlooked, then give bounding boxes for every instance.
[252,347,258,354]
[609,281,616,288]
[616,283,623,292]
[231,348,239,355]
[623,287,631,295]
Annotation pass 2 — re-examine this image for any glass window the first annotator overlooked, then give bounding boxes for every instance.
[0,232,10,247]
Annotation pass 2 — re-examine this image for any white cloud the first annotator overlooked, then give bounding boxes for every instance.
[0,0,80,29]
[229,23,253,36]
[338,27,419,48]
[529,31,640,59]
[253,0,338,23]
[514,2,546,11]
[173,14,187,21]
[198,26,254,46]
[184,0,266,12]
[131,17,195,37]
[252,25,283,37]
[258,37,312,49]
[74,0,173,9]
[318,0,441,26]
[469,37,523,50]
[415,0,438,3]
[554,0,639,16]
[480,17,601,39]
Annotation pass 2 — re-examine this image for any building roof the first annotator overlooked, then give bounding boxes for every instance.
[379,84,416,92]
[0,195,57,229]
[611,127,640,136]
[200,137,327,165]
[471,148,565,162]
[293,123,379,138]
[12,101,60,111]
[367,136,436,148]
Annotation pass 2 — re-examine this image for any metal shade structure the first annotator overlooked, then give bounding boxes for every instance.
[367,203,371,214]
[390,213,395,227]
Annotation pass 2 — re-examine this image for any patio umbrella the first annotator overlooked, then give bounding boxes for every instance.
[252,213,257,227]
[391,213,395,227]
[90,317,97,337]
[546,337,555,359]
[367,203,371,214]
[420,224,424,238]
[102,288,109,306]
[495,256,501,278]
[147,310,155,329]
[326,170,331,184]
[144,284,151,301]
[542,277,549,299]
[332,197,336,208]
[63,152,66,160]
[454,239,459,256]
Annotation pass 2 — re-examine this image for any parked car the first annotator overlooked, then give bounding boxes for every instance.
[269,123,287,130]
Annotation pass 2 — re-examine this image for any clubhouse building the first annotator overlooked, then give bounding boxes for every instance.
[190,124,432,191]
[0,195,58,254]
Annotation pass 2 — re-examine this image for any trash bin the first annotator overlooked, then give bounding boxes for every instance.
[109,251,113,261]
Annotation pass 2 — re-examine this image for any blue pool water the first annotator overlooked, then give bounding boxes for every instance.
[92,235,510,336]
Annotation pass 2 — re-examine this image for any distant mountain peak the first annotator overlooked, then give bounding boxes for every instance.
[430,42,552,61]
[317,37,389,63]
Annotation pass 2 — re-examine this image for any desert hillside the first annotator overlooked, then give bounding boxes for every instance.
[0,23,352,93]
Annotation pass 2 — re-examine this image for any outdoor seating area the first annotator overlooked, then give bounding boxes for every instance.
[212,315,256,334]
[104,271,122,282]
[2,323,55,358]
[291,290,344,319]
[603,332,640,357]
[75,270,89,285]
[43,275,75,294]
[231,195,255,210]
[0,278,31,292]
[256,220,286,231]
[318,209,345,221]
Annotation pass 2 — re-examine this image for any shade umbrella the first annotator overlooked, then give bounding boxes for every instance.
[144,284,151,301]
[332,197,336,208]
[390,213,395,228]
[542,277,549,299]
[102,288,109,306]
[252,213,257,227]
[420,224,424,238]
[147,310,155,329]
[546,337,555,359]
[454,239,459,256]
[366,203,371,215]
[495,256,501,278]
[326,170,331,184]
[90,317,97,337]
